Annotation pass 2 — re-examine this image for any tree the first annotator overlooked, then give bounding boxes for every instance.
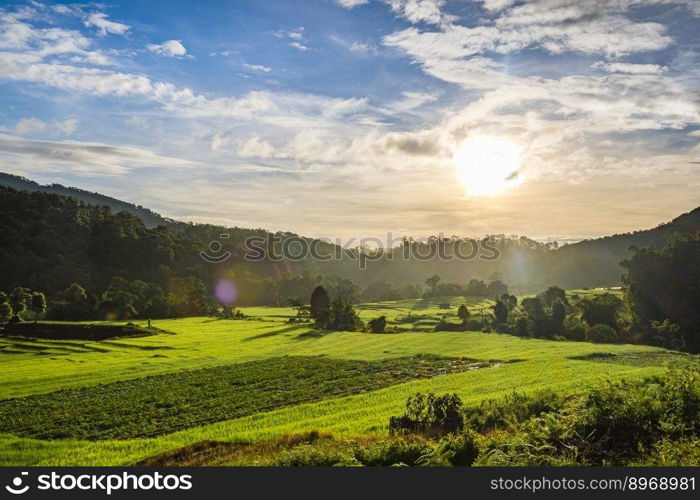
[521,297,548,337]
[29,292,46,323]
[550,300,566,331]
[310,286,330,324]
[563,314,586,341]
[538,286,569,307]
[50,283,90,320]
[465,279,487,297]
[579,293,623,330]
[493,299,509,324]
[587,324,621,344]
[622,233,700,353]
[425,275,441,296]
[8,287,31,317]
[457,304,471,322]
[486,280,508,298]
[0,301,12,324]
[327,280,363,331]
[500,293,517,311]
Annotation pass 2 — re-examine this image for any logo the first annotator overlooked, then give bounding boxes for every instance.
[5,472,29,495]
[200,233,231,263]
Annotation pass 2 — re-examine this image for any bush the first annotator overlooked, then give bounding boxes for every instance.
[368,316,387,333]
[463,390,565,433]
[389,393,464,436]
[355,437,432,466]
[478,366,699,466]
[434,430,480,466]
[587,324,621,344]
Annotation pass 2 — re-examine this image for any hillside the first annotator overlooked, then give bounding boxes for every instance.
[0,172,181,229]
[536,207,700,289]
[0,174,698,297]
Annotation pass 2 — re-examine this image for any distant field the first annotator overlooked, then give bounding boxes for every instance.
[0,292,694,466]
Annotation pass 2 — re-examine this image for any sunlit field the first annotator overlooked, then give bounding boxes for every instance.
[1,292,693,466]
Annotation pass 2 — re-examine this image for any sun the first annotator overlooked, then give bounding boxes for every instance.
[454,136,523,197]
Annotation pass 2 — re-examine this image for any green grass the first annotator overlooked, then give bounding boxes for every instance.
[0,296,695,466]
[0,354,493,440]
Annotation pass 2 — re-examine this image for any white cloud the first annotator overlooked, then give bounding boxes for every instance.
[147,40,187,58]
[14,118,45,134]
[0,134,193,176]
[592,61,667,74]
[83,12,129,36]
[289,41,309,51]
[243,63,271,72]
[349,41,376,53]
[385,0,455,25]
[334,0,370,7]
[13,118,79,136]
[237,136,275,158]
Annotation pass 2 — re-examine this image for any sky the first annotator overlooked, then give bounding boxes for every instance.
[0,0,699,241]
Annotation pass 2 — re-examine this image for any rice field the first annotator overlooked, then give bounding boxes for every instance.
[0,293,694,466]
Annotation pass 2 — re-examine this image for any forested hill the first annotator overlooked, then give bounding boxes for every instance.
[537,207,700,289]
[1,178,698,301]
[0,172,181,229]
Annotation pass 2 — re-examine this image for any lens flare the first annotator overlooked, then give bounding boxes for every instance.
[214,279,238,305]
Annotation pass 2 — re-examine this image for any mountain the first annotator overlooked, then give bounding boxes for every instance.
[0,172,181,229]
[1,172,698,300]
[536,207,700,289]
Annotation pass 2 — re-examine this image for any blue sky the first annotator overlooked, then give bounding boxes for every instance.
[0,0,699,239]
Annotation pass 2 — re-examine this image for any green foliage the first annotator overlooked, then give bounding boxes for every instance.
[562,314,587,341]
[479,366,700,466]
[389,392,464,436]
[587,324,621,344]
[355,437,432,466]
[309,286,330,324]
[538,286,569,307]
[8,287,30,315]
[431,430,480,466]
[579,293,623,330]
[0,301,13,324]
[457,304,470,322]
[367,315,387,333]
[29,292,46,323]
[463,391,566,433]
[492,299,508,324]
[622,233,700,353]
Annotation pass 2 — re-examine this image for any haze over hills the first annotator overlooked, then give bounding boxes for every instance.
[1,172,699,298]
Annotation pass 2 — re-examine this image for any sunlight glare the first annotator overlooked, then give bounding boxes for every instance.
[454,136,523,197]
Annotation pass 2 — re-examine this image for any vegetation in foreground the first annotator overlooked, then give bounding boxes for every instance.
[140,365,699,466]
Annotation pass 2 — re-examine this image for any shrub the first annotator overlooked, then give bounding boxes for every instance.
[355,437,432,466]
[463,390,565,433]
[562,314,586,341]
[587,324,621,344]
[434,430,480,466]
[389,392,464,436]
[368,316,387,333]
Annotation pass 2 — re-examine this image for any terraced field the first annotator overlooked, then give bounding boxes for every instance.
[0,294,694,466]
